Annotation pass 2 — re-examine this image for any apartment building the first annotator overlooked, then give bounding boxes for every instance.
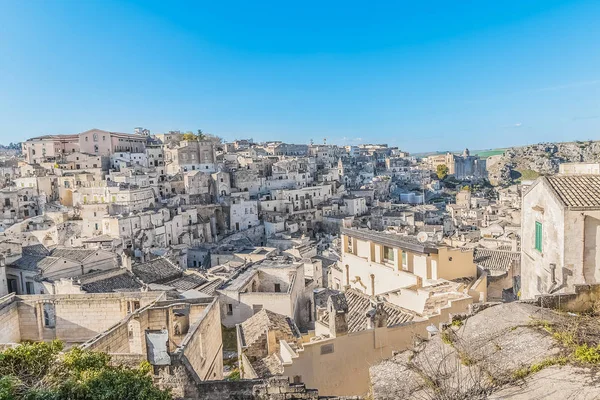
[334,227,482,300]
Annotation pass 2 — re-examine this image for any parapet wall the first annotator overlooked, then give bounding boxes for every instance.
[193,377,319,400]
[532,284,600,312]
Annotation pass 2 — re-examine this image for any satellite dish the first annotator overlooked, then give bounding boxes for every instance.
[426,324,439,335]
[417,232,428,243]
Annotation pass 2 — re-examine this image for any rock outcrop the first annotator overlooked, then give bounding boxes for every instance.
[487,140,600,186]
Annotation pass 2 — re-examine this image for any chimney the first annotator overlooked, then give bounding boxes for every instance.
[327,293,348,337]
[122,251,133,272]
[366,299,388,330]
[415,276,423,289]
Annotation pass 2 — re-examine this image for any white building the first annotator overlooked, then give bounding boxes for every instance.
[229,196,260,232]
[521,173,600,299]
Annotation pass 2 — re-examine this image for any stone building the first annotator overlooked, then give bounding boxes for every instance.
[165,139,217,174]
[217,256,309,328]
[521,173,600,298]
[0,291,223,399]
[229,196,260,232]
[333,228,486,303]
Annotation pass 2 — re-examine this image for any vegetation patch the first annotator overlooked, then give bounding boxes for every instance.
[574,344,600,364]
[222,324,238,351]
[512,357,568,380]
[451,319,464,328]
[441,330,455,345]
[515,169,540,181]
[0,341,171,399]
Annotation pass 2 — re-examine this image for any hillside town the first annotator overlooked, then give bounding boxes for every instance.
[1,128,600,399]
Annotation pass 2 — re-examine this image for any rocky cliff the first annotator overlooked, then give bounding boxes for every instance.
[487,140,600,186]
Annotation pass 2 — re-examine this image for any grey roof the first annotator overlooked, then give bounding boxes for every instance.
[546,175,600,209]
[314,288,340,309]
[9,255,47,271]
[132,257,181,284]
[220,266,258,291]
[81,271,143,293]
[22,244,50,257]
[322,289,415,333]
[51,248,96,262]
[240,309,301,350]
[312,255,337,268]
[329,293,349,313]
[196,278,223,296]
[473,248,520,272]
[163,274,207,291]
[82,235,115,243]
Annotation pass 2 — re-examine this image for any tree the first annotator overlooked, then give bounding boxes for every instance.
[0,341,171,400]
[182,132,198,141]
[196,129,205,141]
[436,164,449,180]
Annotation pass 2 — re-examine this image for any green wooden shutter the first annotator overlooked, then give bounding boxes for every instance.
[535,221,542,252]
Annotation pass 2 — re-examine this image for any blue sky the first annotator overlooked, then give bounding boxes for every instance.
[1,0,600,152]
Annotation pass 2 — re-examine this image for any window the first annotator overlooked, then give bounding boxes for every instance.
[402,252,408,269]
[25,281,34,294]
[7,279,18,294]
[227,304,233,315]
[274,283,281,292]
[43,304,56,328]
[383,246,394,262]
[535,221,543,252]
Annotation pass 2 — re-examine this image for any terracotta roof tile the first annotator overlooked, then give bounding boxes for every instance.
[546,175,600,208]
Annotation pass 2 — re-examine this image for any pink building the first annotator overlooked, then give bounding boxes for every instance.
[23,129,147,163]
[22,135,80,164]
[78,129,146,156]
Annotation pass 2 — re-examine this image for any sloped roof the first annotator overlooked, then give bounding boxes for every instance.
[163,273,207,291]
[473,248,520,272]
[51,248,97,262]
[252,353,284,378]
[22,244,50,257]
[321,289,415,333]
[132,257,181,284]
[240,309,300,349]
[80,270,143,293]
[312,255,337,268]
[196,278,223,296]
[9,255,47,271]
[545,175,600,209]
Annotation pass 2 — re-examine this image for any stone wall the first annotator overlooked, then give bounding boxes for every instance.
[87,318,131,354]
[8,292,161,344]
[193,377,319,400]
[533,283,600,312]
[219,225,266,246]
[0,295,20,343]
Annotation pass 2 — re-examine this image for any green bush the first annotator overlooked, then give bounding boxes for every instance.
[574,344,600,364]
[0,342,171,400]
